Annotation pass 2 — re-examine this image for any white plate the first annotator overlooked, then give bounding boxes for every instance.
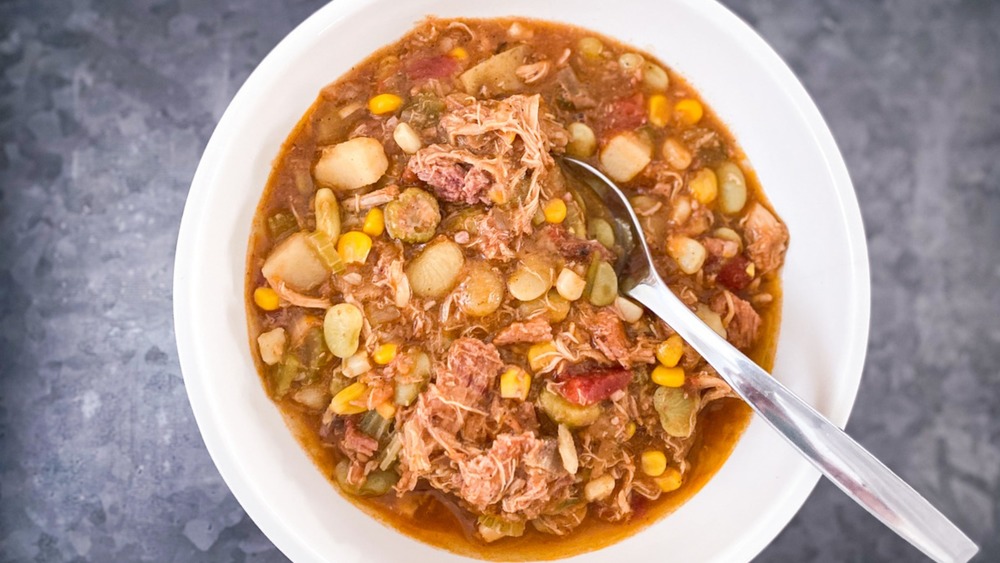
[174,0,870,561]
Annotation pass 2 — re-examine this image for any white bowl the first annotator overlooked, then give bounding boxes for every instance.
[174,0,870,561]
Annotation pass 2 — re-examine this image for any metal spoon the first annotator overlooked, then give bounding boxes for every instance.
[562,157,978,563]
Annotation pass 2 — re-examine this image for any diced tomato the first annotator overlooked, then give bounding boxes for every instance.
[555,367,632,406]
[405,55,461,81]
[596,93,647,134]
[630,493,651,518]
[717,254,753,291]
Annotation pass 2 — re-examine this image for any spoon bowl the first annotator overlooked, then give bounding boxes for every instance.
[562,157,978,563]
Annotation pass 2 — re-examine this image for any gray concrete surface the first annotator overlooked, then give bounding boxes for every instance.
[1,0,997,561]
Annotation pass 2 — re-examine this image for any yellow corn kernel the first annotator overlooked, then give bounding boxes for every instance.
[330,382,368,415]
[362,207,385,237]
[500,366,532,401]
[651,365,685,388]
[373,343,398,365]
[653,467,683,493]
[648,94,670,127]
[368,93,403,115]
[689,168,718,205]
[641,450,668,477]
[674,98,704,126]
[543,198,567,224]
[487,186,510,205]
[527,342,559,373]
[375,400,396,420]
[656,334,684,368]
[449,46,468,60]
[337,231,373,264]
[253,287,280,311]
[578,37,604,59]
[624,421,637,439]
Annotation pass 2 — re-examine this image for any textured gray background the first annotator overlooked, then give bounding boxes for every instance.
[1,0,998,561]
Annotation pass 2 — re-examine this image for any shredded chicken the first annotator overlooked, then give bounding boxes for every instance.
[493,317,553,345]
[516,60,551,84]
[270,280,332,309]
[409,94,568,242]
[742,203,789,274]
[343,185,401,213]
[710,290,761,349]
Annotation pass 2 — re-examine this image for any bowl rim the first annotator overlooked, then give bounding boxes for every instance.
[173,1,871,561]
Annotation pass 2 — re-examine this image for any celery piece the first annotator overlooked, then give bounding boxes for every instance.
[358,410,392,442]
[299,326,331,381]
[307,231,345,273]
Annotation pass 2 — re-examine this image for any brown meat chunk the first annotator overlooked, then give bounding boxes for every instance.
[456,433,571,519]
[539,225,613,263]
[342,420,379,462]
[742,203,788,274]
[494,317,553,345]
[579,306,632,367]
[408,152,493,205]
[436,337,504,401]
[711,291,761,349]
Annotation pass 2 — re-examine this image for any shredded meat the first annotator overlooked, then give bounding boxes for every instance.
[702,237,739,259]
[437,337,504,401]
[397,339,572,520]
[579,306,633,367]
[742,203,789,274]
[341,419,378,462]
[494,317,553,345]
[711,291,761,349]
[539,224,613,263]
[408,147,495,204]
[516,60,551,84]
[397,338,504,492]
[689,370,735,404]
[457,432,569,517]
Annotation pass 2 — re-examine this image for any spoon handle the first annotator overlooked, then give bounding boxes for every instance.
[628,280,978,563]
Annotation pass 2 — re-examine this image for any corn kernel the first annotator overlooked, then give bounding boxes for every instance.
[674,98,704,125]
[648,94,670,127]
[500,367,532,401]
[689,168,718,205]
[487,186,509,205]
[368,93,403,115]
[253,287,280,311]
[543,198,567,224]
[375,400,396,420]
[449,46,468,60]
[373,343,398,365]
[337,231,373,264]
[656,334,684,368]
[527,342,559,373]
[641,450,668,477]
[653,467,683,493]
[651,365,685,388]
[363,208,385,237]
[330,382,368,415]
[624,421,637,439]
[578,37,604,59]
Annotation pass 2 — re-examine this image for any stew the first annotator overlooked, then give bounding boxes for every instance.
[245,16,788,560]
